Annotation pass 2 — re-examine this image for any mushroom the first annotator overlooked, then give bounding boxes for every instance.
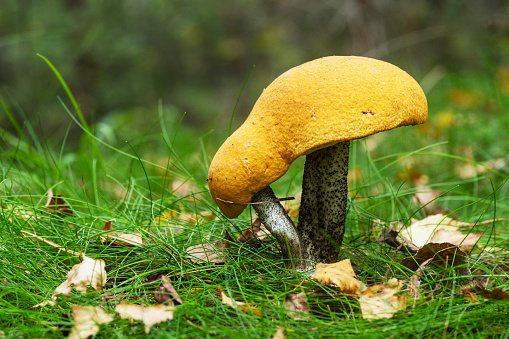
[208,56,427,271]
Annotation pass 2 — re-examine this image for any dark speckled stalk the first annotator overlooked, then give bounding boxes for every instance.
[297,141,350,264]
[251,186,307,270]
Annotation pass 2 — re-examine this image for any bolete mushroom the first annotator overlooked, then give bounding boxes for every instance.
[208,56,427,271]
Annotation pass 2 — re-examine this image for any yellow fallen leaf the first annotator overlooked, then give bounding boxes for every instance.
[68,305,114,339]
[311,259,362,295]
[115,303,174,334]
[55,256,107,295]
[359,278,407,320]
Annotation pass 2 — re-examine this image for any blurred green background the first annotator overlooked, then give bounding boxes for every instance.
[2,0,509,145]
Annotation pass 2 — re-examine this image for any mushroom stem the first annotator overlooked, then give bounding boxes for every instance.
[298,141,350,264]
[251,186,307,270]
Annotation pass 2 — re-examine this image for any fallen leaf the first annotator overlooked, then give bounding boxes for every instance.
[186,231,232,264]
[154,275,183,306]
[477,288,509,300]
[101,219,143,247]
[55,256,107,296]
[115,303,174,334]
[311,259,362,295]
[68,305,114,339]
[219,288,262,316]
[284,292,310,320]
[237,225,271,244]
[400,242,471,278]
[359,278,408,320]
[461,283,509,301]
[398,214,483,252]
[45,188,74,217]
[413,188,442,215]
[461,290,480,303]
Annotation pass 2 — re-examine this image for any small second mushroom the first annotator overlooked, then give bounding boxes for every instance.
[208,56,428,271]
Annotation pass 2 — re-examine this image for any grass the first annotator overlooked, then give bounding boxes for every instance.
[1,61,509,338]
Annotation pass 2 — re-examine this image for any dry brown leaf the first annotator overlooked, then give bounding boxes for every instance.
[154,275,183,306]
[398,214,483,252]
[461,283,509,301]
[68,305,114,339]
[45,188,74,217]
[401,242,471,278]
[219,288,262,316]
[55,256,107,296]
[311,259,362,295]
[115,303,174,334]
[359,278,408,320]
[186,231,232,264]
[237,225,271,244]
[284,292,310,320]
[477,288,509,300]
[101,219,143,247]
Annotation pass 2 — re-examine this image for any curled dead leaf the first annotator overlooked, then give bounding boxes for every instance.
[154,275,183,306]
[45,188,74,217]
[55,256,107,296]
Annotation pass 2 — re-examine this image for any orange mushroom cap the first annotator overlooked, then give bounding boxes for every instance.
[208,56,428,218]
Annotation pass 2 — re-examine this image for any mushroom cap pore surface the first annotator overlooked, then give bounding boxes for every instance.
[208,56,428,218]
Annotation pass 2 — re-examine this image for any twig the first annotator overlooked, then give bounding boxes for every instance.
[20,230,80,256]
[215,196,295,205]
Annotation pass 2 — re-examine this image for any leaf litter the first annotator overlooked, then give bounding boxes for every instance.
[10,183,507,336]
